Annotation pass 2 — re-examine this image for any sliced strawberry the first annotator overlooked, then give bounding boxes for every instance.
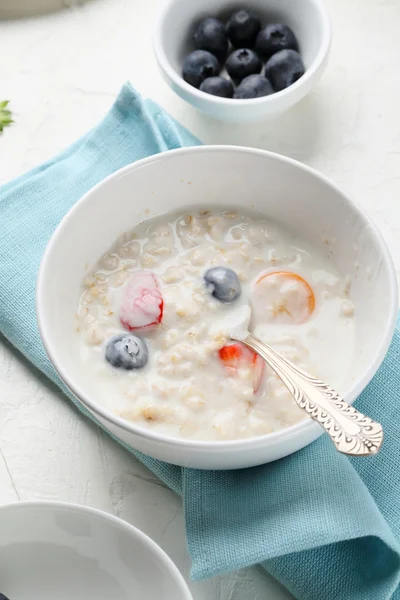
[120,271,164,331]
[219,342,264,394]
[219,343,249,364]
[253,354,264,393]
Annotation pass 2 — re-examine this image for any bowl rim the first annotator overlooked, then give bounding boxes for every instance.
[0,500,193,600]
[153,0,332,107]
[36,145,398,453]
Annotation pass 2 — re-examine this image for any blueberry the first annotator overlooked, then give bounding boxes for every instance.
[182,50,220,88]
[204,267,241,303]
[226,10,261,48]
[233,74,274,99]
[200,76,233,98]
[255,24,299,59]
[193,17,228,61]
[264,49,305,91]
[225,48,262,84]
[105,334,148,370]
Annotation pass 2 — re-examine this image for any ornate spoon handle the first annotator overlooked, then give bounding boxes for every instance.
[243,333,383,456]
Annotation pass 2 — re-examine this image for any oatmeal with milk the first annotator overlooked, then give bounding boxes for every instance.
[76,208,355,441]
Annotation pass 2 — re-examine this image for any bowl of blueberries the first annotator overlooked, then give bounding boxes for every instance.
[153,0,331,123]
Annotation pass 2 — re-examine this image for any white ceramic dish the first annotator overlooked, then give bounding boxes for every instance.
[0,501,193,600]
[37,146,398,469]
[0,0,78,17]
[153,0,332,123]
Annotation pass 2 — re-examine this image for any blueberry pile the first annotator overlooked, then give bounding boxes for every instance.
[182,9,305,99]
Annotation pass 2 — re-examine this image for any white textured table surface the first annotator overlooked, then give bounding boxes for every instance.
[0,1,399,598]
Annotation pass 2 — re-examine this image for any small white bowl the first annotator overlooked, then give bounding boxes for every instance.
[0,501,193,600]
[153,0,332,123]
[37,146,397,470]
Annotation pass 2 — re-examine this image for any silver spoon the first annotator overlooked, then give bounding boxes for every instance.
[230,306,383,457]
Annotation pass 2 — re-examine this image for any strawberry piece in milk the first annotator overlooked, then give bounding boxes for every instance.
[120,271,164,331]
[219,342,264,393]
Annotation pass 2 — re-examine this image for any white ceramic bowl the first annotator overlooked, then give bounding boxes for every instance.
[0,0,65,17]
[37,146,397,470]
[0,501,193,600]
[153,0,332,123]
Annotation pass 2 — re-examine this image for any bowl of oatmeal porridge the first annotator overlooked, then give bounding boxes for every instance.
[37,146,397,469]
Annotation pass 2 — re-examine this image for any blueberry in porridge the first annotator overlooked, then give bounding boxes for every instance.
[204,267,241,303]
[76,208,355,441]
[105,333,149,370]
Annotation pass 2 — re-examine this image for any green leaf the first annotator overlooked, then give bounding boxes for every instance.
[0,100,13,132]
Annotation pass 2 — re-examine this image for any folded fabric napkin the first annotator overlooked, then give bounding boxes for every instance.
[1,82,400,600]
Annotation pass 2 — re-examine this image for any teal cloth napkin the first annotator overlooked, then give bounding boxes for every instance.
[1,82,400,600]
